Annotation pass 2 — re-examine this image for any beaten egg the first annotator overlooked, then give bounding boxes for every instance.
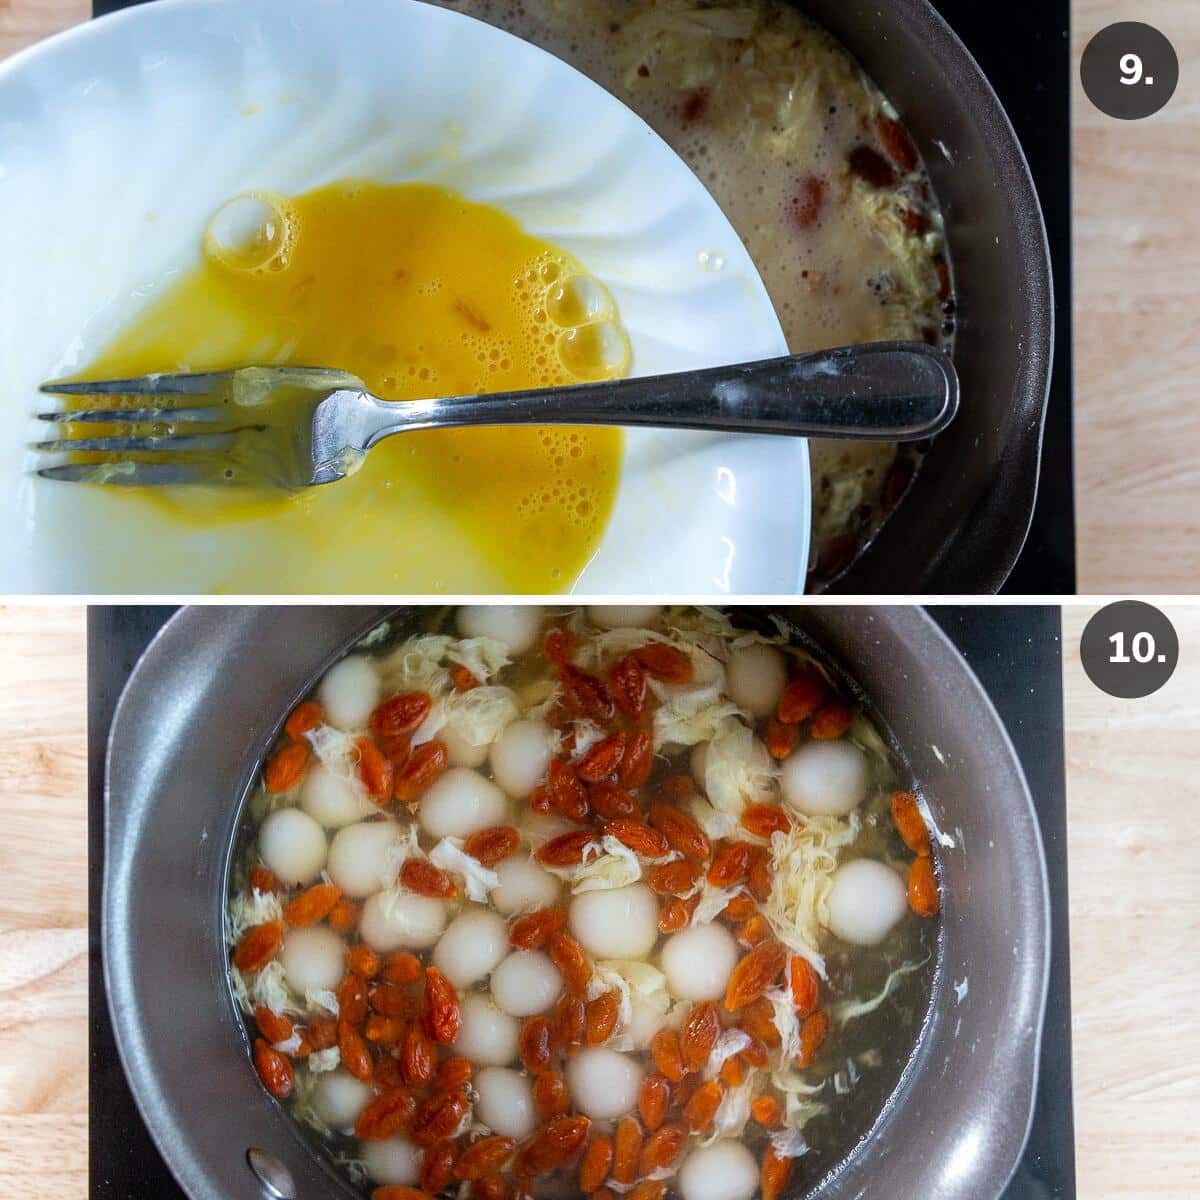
[69,182,630,592]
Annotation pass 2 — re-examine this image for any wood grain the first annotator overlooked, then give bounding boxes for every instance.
[1062,605,1200,1199]
[0,606,87,1200]
[1072,1,1200,591]
[0,0,87,59]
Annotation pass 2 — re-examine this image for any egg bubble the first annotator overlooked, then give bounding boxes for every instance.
[587,605,663,630]
[490,719,555,798]
[726,643,789,718]
[490,950,564,1017]
[474,1067,538,1139]
[546,275,615,328]
[661,922,739,1002]
[419,768,509,840]
[361,1135,423,1186]
[452,993,520,1066]
[204,191,295,273]
[311,1068,372,1131]
[279,926,345,994]
[359,890,446,953]
[678,1140,759,1200]
[300,762,376,829]
[326,820,405,899]
[569,884,659,960]
[781,740,869,817]
[489,851,562,915]
[456,605,545,654]
[432,907,510,989]
[566,1047,646,1120]
[557,321,630,380]
[827,858,907,945]
[258,807,327,886]
[316,656,381,732]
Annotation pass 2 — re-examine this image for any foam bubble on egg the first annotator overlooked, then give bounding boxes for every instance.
[432,907,510,989]
[452,993,520,1066]
[326,820,404,899]
[311,1068,372,1131]
[316,656,381,732]
[661,921,739,1002]
[419,768,509,840]
[474,1067,538,1139]
[781,740,870,816]
[566,1047,646,1119]
[827,858,907,945]
[441,722,490,769]
[361,1135,423,1186]
[569,884,659,960]
[490,950,564,1017]
[678,1140,759,1200]
[726,643,788,718]
[587,605,663,629]
[490,719,555,798]
[489,851,562,915]
[257,807,327,886]
[300,762,376,829]
[279,926,345,994]
[456,605,545,655]
[359,890,446,953]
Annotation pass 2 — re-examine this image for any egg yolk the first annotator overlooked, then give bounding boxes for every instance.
[71,182,629,592]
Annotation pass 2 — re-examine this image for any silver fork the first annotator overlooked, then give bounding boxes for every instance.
[34,342,958,490]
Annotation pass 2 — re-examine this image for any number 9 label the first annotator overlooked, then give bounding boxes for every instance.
[1082,23,1178,119]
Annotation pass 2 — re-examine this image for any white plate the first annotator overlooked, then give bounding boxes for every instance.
[0,0,809,594]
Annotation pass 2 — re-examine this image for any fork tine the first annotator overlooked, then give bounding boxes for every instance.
[36,462,224,486]
[33,433,238,454]
[39,370,234,397]
[35,405,231,424]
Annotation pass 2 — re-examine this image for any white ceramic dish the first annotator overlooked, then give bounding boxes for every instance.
[0,0,808,594]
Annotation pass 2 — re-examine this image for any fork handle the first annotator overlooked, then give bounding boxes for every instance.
[346,341,958,446]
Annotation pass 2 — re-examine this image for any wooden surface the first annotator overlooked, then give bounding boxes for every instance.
[2,0,1198,591]
[0,607,88,1200]
[0,604,1198,1200]
[1062,605,1200,1200]
[1072,1,1200,591]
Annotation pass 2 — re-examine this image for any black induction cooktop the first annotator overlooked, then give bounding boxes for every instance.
[89,0,1076,595]
[87,604,1076,1199]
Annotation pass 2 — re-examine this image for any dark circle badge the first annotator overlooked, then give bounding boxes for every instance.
[1081,23,1179,120]
[1080,601,1179,699]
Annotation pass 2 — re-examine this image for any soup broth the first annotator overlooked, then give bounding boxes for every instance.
[227,605,941,1198]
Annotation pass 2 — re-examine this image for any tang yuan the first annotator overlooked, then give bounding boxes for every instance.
[229,606,940,1196]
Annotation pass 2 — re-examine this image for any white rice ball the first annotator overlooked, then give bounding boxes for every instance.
[451,993,520,1066]
[361,1135,422,1186]
[317,656,380,732]
[781,739,869,817]
[311,1068,372,1131]
[419,768,509,840]
[490,950,564,1017]
[300,763,376,829]
[474,1067,538,1139]
[258,808,327,886]
[587,605,663,629]
[359,890,446,953]
[432,907,510,989]
[827,858,908,945]
[326,820,405,899]
[678,1140,759,1200]
[279,926,345,995]
[490,720,555,799]
[661,922,739,1002]
[625,997,671,1051]
[457,606,545,655]
[441,722,489,769]
[726,643,788,718]
[520,810,577,847]
[566,1047,646,1120]
[488,852,561,916]
[569,884,659,960]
